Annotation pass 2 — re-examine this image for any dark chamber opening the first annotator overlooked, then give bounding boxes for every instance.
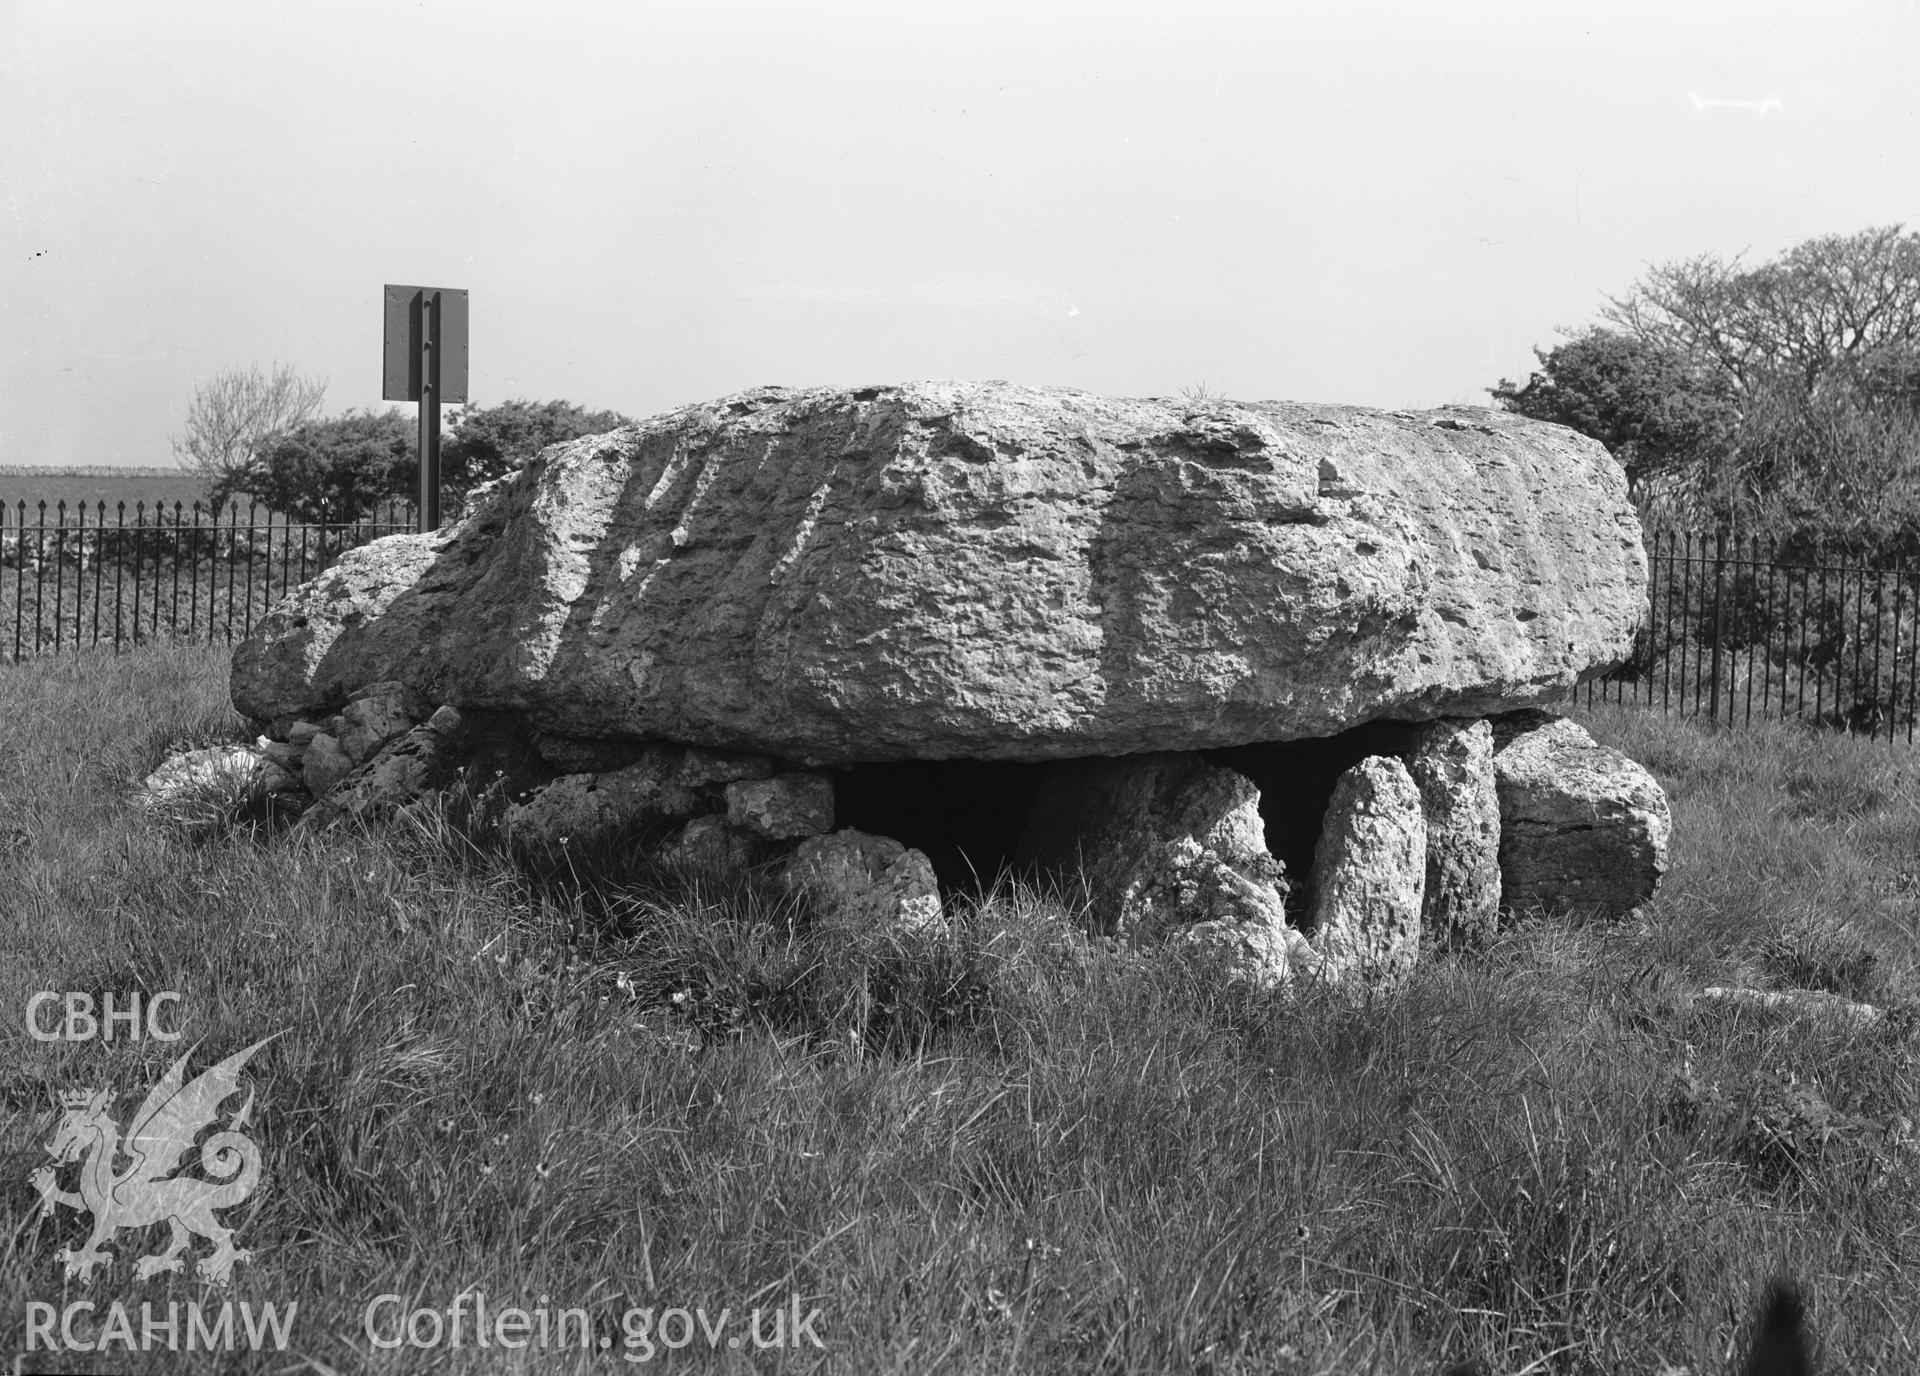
[830,721,1429,903]
[1209,720,1420,883]
[831,759,1053,894]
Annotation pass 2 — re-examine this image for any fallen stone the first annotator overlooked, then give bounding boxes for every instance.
[660,815,761,870]
[254,757,306,801]
[725,773,834,840]
[1402,717,1501,950]
[299,721,465,827]
[231,382,1647,764]
[1308,756,1427,984]
[1016,752,1296,981]
[288,719,323,748]
[136,745,303,821]
[783,829,944,934]
[256,738,303,771]
[505,749,704,849]
[1700,987,1884,1023]
[336,684,420,765]
[1183,908,1324,984]
[301,733,354,797]
[1491,710,1671,919]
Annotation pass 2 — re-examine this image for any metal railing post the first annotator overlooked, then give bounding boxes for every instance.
[1708,528,1727,728]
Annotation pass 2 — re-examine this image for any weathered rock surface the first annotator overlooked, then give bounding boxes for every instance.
[496,744,797,851]
[528,728,768,782]
[1308,756,1427,984]
[503,748,704,850]
[1015,752,1298,980]
[299,719,466,828]
[231,382,1646,764]
[725,774,834,840]
[301,734,355,797]
[1403,718,1501,950]
[1491,711,1671,919]
[336,680,423,765]
[783,829,944,933]
[1182,906,1323,984]
[677,748,774,789]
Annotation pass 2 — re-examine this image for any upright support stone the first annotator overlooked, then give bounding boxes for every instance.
[1016,752,1302,984]
[1403,718,1501,950]
[1309,756,1427,984]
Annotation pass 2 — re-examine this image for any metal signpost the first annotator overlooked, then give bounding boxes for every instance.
[382,285,469,532]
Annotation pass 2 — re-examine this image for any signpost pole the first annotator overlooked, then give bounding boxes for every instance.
[384,283,464,532]
[417,290,441,533]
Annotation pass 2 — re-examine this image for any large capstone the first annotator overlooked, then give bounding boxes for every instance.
[232,382,1646,764]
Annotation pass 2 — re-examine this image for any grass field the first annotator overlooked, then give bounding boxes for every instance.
[5,643,1920,1372]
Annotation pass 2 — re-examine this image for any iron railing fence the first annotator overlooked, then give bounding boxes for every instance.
[1577,530,1920,743]
[7,510,1920,744]
[1,499,416,662]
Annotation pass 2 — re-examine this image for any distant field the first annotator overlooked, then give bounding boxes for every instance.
[0,467,413,529]
[0,466,212,518]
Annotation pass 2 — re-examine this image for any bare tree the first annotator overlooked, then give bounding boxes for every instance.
[1600,225,1920,397]
[1582,225,1920,546]
[172,362,328,495]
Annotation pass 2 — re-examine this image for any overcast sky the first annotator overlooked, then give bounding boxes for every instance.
[3,0,1916,467]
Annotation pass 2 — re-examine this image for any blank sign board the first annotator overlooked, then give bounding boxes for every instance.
[382,285,469,403]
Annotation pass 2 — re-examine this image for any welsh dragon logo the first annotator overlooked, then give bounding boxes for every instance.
[29,1036,276,1286]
